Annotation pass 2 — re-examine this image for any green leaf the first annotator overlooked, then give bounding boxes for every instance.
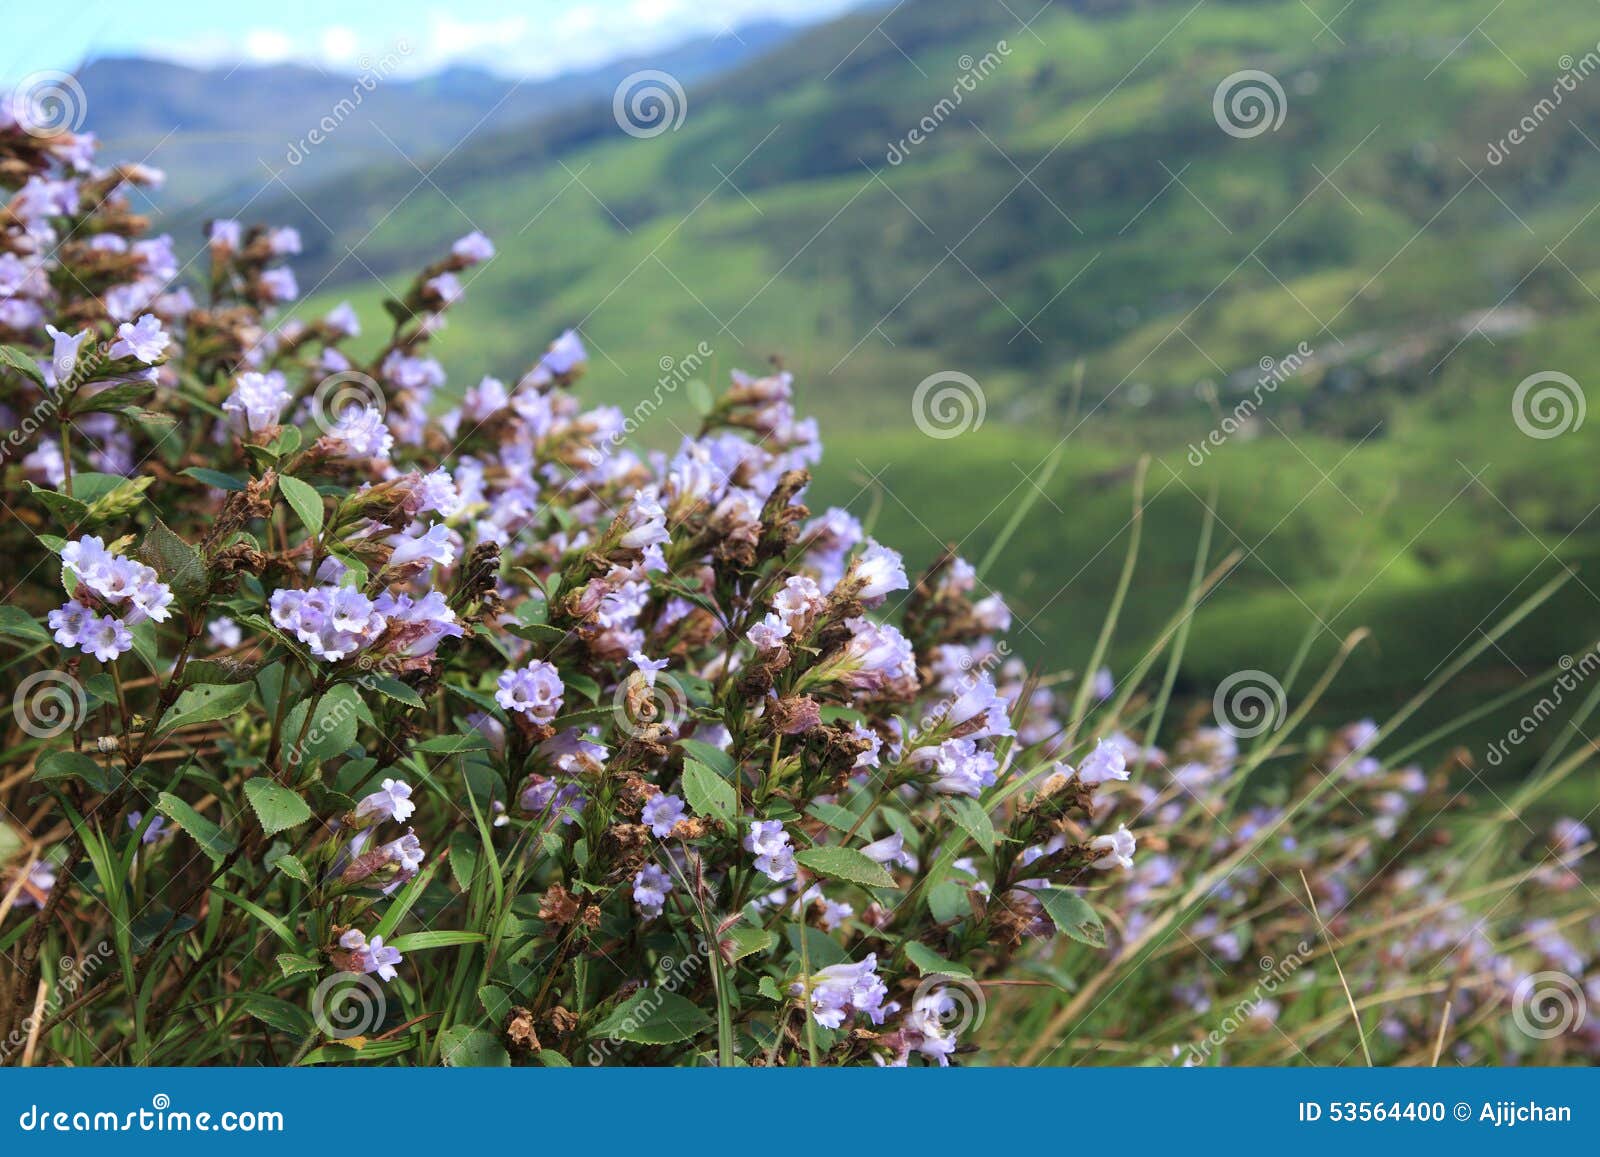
[274,853,312,885]
[1027,887,1107,948]
[687,378,714,415]
[677,738,735,778]
[384,930,485,952]
[155,792,236,863]
[0,344,46,387]
[440,1026,510,1067]
[478,984,511,1024]
[34,749,121,794]
[243,778,313,836]
[298,685,361,764]
[162,681,254,733]
[25,482,89,528]
[180,656,262,686]
[785,924,846,968]
[277,474,325,538]
[181,467,247,491]
[682,757,736,823]
[723,925,776,962]
[241,995,313,1035]
[68,380,156,417]
[277,952,321,978]
[757,976,784,1002]
[0,605,51,644]
[413,732,489,755]
[538,1049,571,1067]
[139,517,207,604]
[81,476,153,524]
[941,796,996,851]
[794,846,897,889]
[368,675,425,709]
[904,941,973,978]
[590,990,713,1045]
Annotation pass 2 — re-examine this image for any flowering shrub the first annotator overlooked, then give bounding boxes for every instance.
[1,110,1595,1067]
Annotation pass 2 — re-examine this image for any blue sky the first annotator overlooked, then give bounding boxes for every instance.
[2,0,863,83]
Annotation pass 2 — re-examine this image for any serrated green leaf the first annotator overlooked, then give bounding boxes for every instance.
[155,792,236,862]
[942,795,996,851]
[903,941,973,978]
[414,732,489,754]
[243,778,313,837]
[724,925,776,962]
[794,845,897,889]
[34,749,121,794]
[676,738,734,778]
[682,757,736,823]
[277,474,324,538]
[298,684,360,765]
[181,466,247,491]
[590,990,712,1045]
[0,344,46,387]
[1027,887,1107,948]
[0,605,51,643]
[139,516,208,604]
[757,976,784,1002]
[277,952,320,977]
[368,674,425,709]
[274,853,312,885]
[440,1026,510,1067]
[162,681,254,733]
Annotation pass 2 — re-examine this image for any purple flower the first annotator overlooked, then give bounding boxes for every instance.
[793,953,893,1029]
[452,231,495,263]
[850,540,908,604]
[861,831,917,871]
[108,313,169,363]
[48,600,94,649]
[326,404,393,460]
[81,614,133,662]
[341,928,404,982]
[633,863,672,918]
[207,616,242,648]
[744,820,797,881]
[259,266,298,303]
[641,793,686,838]
[918,737,998,798]
[324,302,361,338]
[1076,739,1128,786]
[127,811,170,844]
[1089,824,1136,871]
[208,219,242,248]
[386,521,456,569]
[748,614,790,651]
[222,371,292,433]
[355,778,415,824]
[495,660,564,723]
[630,651,670,686]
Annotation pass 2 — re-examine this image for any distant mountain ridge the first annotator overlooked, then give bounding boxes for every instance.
[75,20,802,214]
